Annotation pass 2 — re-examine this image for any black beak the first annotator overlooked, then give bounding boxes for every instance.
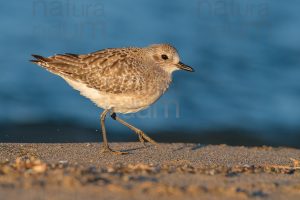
[176,62,194,72]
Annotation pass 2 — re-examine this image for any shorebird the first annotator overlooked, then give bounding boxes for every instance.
[31,44,194,154]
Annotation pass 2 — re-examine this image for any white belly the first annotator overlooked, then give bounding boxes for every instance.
[63,77,163,114]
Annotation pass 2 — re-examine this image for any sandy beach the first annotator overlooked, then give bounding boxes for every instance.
[0,143,300,200]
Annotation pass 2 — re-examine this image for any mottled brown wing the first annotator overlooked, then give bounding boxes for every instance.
[32,48,147,94]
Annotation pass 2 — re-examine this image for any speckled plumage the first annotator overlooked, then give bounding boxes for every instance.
[31,44,194,154]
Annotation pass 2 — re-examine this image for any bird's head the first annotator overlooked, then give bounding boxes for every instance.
[145,44,194,74]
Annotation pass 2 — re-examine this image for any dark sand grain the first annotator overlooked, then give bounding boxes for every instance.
[0,143,300,200]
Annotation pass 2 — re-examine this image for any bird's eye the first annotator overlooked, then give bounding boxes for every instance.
[161,54,168,60]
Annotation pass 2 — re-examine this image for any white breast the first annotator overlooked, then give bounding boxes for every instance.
[62,77,167,114]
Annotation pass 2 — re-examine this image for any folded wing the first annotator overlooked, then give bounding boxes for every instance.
[31,48,147,94]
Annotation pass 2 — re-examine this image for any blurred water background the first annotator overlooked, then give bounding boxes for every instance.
[1,0,300,147]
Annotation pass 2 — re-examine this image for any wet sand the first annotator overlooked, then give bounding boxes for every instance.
[0,143,300,200]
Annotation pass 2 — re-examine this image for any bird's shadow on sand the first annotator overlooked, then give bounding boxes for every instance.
[121,146,147,153]
[171,143,206,152]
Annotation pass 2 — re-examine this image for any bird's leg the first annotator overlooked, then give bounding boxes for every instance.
[110,112,158,146]
[100,109,128,155]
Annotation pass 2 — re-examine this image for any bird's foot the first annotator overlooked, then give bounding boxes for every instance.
[138,134,147,147]
[136,130,158,147]
[101,146,128,155]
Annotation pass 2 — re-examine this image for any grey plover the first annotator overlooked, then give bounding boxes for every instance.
[31,44,194,154]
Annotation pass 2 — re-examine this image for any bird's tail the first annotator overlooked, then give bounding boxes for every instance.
[30,53,83,77]
[30,54,52,67]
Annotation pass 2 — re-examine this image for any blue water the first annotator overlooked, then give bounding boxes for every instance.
[1,0,300,146]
